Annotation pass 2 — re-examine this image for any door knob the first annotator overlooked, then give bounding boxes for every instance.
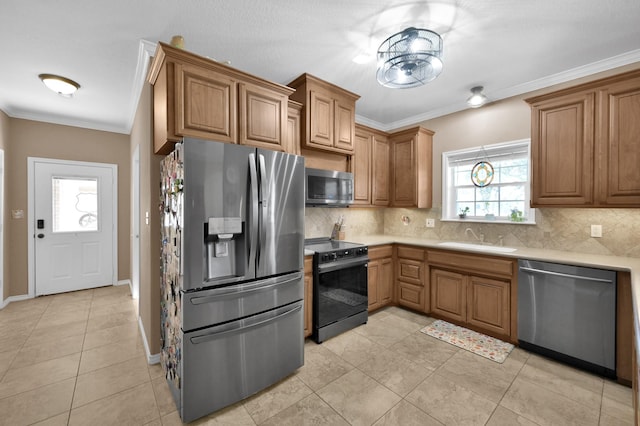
[37,234,44,239]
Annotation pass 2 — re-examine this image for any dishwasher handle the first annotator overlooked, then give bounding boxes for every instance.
[519,266,614,284]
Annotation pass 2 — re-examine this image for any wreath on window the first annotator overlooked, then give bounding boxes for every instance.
[471,161,494,187]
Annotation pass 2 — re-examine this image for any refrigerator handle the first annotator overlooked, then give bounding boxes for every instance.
[257,154,268,268]
[189,303,302,344]
[248,153,259,271]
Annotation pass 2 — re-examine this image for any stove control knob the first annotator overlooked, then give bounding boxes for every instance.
[331,253,337,261]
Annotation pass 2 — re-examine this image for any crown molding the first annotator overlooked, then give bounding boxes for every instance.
[361,49,640,131]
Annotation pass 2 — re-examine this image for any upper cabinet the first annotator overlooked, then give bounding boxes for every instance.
[526,69,640,207]
[288,73,360,155]
[353,124,390,206]
[148,42,294,155]
[389,126,434,208]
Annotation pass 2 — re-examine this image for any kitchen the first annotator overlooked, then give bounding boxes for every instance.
[1,1,640,424]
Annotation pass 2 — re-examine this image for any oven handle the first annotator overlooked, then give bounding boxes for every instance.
[317,257,368,273]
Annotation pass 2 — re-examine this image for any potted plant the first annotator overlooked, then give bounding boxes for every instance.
[458,207,470,219]
[510,208,525,222]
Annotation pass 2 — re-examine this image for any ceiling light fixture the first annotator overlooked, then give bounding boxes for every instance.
[467,86,488,108]
[376,27,443,89]
[39,74,80,97]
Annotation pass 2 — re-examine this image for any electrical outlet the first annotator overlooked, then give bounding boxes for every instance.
[591,224,602,238]
[426,218,435,228]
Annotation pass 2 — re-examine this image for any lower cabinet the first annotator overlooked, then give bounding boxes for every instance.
[395,246,426,312]
[304,256,313,338]
[367,245,393,311]
[428,250,516,342]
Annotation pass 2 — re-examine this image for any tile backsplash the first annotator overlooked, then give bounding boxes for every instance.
[305,207,640,258]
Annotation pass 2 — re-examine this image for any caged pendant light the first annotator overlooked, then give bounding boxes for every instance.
[376,27,443,89]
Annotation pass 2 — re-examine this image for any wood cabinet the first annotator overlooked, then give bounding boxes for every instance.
[395,246,427,312]
[238,82,289,151]
[353,124,390,206]
[286,101,302,155]
[288,73,360,155]
[304,256,314,338]
[428,250,516,342]
[526,69,640,207]
[367,245,393,311]
[148,42,294,155]
[389,126,434,208]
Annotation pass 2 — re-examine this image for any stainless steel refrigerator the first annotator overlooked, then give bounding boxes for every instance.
[160,138,305,423]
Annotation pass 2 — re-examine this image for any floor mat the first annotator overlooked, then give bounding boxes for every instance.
[420,319,514,363]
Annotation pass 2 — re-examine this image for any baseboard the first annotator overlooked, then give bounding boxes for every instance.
[116,279,130,286]
[0,294,31,310]
[138,316,160,364]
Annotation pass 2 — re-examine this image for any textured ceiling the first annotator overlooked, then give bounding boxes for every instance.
[1,0,639,134]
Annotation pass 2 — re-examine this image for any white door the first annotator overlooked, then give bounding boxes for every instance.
[33,159,116,296]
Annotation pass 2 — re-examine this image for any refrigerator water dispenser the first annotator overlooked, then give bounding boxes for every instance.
[206,217,243,280]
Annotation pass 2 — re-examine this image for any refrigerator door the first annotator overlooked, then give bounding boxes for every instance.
[256,149,305,278]
[182,138,256,290]
[181,300,304,423]
[181,271,303,331]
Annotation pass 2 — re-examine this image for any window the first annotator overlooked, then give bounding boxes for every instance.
[52,177,99,232]
[442,139,535,224]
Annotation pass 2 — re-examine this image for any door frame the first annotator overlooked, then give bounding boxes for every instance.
[0,149,4,304]
[131,145,140,300]
[27,157,118,297]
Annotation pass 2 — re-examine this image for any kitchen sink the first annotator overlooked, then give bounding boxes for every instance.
[436,241,517,253]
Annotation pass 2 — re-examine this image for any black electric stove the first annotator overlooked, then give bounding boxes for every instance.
[304,238,369,343]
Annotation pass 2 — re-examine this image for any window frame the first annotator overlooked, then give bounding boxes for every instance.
[441,139,536,224]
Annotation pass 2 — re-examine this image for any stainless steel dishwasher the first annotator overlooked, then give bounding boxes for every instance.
[518,259,616,378]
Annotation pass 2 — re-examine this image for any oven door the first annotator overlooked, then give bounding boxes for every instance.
[314,257,368,334]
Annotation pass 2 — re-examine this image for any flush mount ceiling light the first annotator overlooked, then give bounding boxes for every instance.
[376,27,443,89]
[467,86,488,108]
[38,74,80,97]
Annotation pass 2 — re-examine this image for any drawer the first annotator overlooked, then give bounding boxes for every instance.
[427,250,514,277]
[396,245,425,261]
[397,258,424,286]
[368,245,393,260]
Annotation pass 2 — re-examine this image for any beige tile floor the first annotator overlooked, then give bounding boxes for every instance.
[0,285,634,425]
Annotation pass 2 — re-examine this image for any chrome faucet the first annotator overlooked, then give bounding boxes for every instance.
[465,228,484,243]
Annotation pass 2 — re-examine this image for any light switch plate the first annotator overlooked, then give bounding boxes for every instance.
[591,224,602,238]
[426,218,435,228]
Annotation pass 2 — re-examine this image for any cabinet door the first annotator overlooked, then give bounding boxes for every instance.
[353,130,372,205]
[334,98,355,151]
[391,135,416,207]
[239,82,287,151]
[430,268,466,323]
[379,258,393,305]
[309,90,334,148]
[598,77,640,205]
[367,259,380,311]
[175,63,237,143]
[530,92,595,206]
[372,135,390,206]
[286,102,302,155]
[466,275,510,337]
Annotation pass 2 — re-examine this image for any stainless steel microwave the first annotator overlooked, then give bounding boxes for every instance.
[305,168,353,207]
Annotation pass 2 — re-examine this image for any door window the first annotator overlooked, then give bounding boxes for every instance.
[52,177,99,232]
